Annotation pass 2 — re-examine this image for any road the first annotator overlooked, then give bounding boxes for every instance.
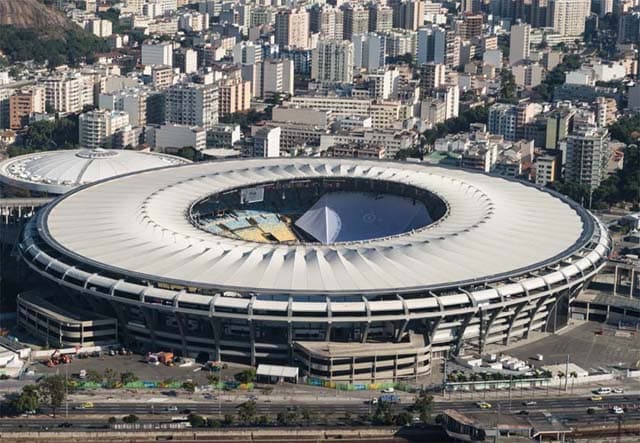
[4,394,640,431]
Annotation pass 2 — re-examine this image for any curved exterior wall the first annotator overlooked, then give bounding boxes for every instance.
[17,159,612,382]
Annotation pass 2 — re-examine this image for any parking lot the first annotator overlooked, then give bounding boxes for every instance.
[507,322,640,372]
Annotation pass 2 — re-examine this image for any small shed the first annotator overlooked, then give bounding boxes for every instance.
[256,364,299,384]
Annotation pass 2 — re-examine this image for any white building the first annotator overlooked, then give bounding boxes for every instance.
[79,110,129,149]
[40,73,94,114]
[99,88,148,127]
[565,126,610,190]
[233,41,263,66]
[145,124,207,152]
[352,33,386,72]
[262,59,294,99]
[509,23,531,66]
[312,40,355,84]
[89,19,113,37]
[250,126,281,157]
[165,82,218,130]
[142,41,173,67]
[547,0,591,37]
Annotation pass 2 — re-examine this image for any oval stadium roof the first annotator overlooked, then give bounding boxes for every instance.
[39,158,592,295]
[0,148,190,195]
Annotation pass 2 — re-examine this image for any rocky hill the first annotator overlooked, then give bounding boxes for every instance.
[0,0,74,34]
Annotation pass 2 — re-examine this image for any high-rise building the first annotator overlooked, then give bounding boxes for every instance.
[595,96,617,128]
[233,41,263,66]
[0,89,11,130]
[142,41,173,66]
[275,8,310,49]
[218,77,252,117]
[165,82,218,130]
[445,30,461,68]
[250,126,281,157]
[9,87,46,130]
[535,154,560,186]
[599,0,613,17]
[547,0,591,37]
[262,59,295,99]
[530,0,548,28]
[546,108,575,149]
[310,5,344,40]
[385,30,417,59]
[352,33,386,72]
[618,11,640,43]
[419,63,446,93]
[312,40,355,84]
[565,126,610,190]
[459,14,483,40]
[368,4,393,33]
[174,48,198,74]
[509,23,531,65]
[342,4,369,40]
[99,88,148,127]
[392,0,425,31]
[79,110,130,149]
[488,103,518,141]
[40,73,94,113]
[416,25,446,65]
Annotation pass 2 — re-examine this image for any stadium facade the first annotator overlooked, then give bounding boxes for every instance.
[18,158,611,381]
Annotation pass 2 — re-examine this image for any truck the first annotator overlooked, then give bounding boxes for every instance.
[379,394,400,404]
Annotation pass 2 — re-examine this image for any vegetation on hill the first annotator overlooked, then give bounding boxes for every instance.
[0,25,109,68]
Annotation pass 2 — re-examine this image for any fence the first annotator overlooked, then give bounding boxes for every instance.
[306,378,412,391]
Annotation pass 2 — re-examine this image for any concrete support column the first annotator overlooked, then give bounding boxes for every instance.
[209,317,221,361]
[613,265,619,296]
[249,321,256,366]
[141,308,158,349]
[174,312,189,357]
[630,269,635,298]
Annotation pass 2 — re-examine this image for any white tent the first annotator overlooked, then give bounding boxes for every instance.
[256,364,299,383]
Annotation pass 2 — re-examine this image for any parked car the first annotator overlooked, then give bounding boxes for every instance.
[613,387,624,394]
[381,387,395,393]
[166,406,178,412]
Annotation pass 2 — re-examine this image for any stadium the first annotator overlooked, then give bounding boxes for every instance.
[18,158,611,382]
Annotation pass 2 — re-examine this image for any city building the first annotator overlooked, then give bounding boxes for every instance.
[145,124,207,152]
[352,33,386,72]
[509,23,531,66]
[417,25,446,65]
[547,0,591,37]
[275,8,310,49]
[40,72,94,114]
[9,87,45,130]
[565,126,610,190]
[368,4,393,33]
[142,41,173,66]
[342,4,369,40]
[391,0,425,31]
[250,126,281,157]
[98,88,148,127]
[535,154,561,186]
[79,109,129,149]
[312,40,355,84]
[310,5,344,40]
[165,82,218,130]
[218,77,252,117]
[207,123,242,148]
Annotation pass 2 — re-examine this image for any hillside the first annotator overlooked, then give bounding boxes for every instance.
[0,0,73,34]
[0,0,109,67]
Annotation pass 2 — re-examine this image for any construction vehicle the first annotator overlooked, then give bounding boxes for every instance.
[46,350,72,367]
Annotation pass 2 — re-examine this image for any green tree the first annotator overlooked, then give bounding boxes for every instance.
[223,413,235,425]
[12,385,40,414]
[237,400,257,424]
[108,416,117,424]
[188,413,207,427]
[103,368,118,388]
[38,375,68,417]
[499,69,518,103]
[122,414,139,423]
[85,369,102,384]
[236,368,256,383]
[182,380,196,393]
[394,411,413,426]
[411,392,434,423]
[373,401,394,425]
[120,371,138,385]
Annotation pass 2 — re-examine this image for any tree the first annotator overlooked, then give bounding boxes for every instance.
[120,371,138,385]
[411,392,434,423]
[557,371,565,393]
[207,374,220,385]
[236,368,256,384]
[182,380,196,393]
[394,411,413,426]
[176,146,199,162]
[38,375,67,417]
[223,413,235,426]
[237,400,257,424]
[122,414,139,423]
[569,371,578,393]
[373,401,394,425]
[188,413,207,427]
[12,385,40,414]
[499,69,518,103]
[103,368,118,388]
[85,369,102,384]
[108,416,117,424]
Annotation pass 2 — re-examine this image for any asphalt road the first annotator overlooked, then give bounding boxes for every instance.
[5,394,640,431]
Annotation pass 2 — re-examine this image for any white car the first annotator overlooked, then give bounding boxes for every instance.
[166,406,178,412]
[611,406,624,415]
[613,387,624,394]
[381,387,395,393]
